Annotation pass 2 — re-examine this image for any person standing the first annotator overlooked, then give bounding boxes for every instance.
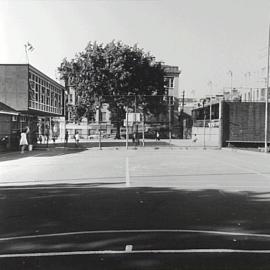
[20,128,28,154]
[75,132,80,147]
[132,132,136,146]
[156,131,160,141]
[65,130,69,145]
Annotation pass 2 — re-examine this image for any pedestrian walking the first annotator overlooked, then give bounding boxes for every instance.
[65,130,69,145]
[75,132,80,147]
[39,135,43,144]
[44,127,49,147]
[132,132,136,146]
[156,131,160,141]
[19,128,28,154]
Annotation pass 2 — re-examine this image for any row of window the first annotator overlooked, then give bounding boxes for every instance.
[242,88,268,102]
[29,72,62,94]
[29,71,63,110]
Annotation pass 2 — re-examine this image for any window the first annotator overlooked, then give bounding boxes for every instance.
[51,92,54,106]
[261,88,265,100]
[69,94,73,103]
[35,83,39,101]
[169,77,174,88]
[164,77,174,88]
[101,112,106,122]
[46,89,50,105]
[41,87,45,104]
[20,116,26,122]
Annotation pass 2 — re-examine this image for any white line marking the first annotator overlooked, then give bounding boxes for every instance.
[1,249,270,258]
[1,229,270,242]
[208,152,270,180]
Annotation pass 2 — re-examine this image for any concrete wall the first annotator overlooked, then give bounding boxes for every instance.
[192,126,220,146]
[222,102,270,143]
[0,65,28,111]
[173,76,179,98]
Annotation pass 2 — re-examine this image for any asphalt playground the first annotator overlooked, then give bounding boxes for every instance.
[1,146,270,269]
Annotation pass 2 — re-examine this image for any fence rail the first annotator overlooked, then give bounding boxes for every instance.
[193,119,220,128]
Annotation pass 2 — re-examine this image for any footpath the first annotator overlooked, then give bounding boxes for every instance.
[0,139,221,159]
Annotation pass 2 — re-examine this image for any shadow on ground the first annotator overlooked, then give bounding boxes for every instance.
[0,148,88,163]
[0,141,170,162]
[1,185,270,269]
[1,186,270,235]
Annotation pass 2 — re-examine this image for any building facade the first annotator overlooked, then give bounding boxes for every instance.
[0,64,65,145]
[145,65,182,138]
[64,64,181,139]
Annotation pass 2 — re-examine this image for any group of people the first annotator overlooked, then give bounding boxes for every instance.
[65,130,80,146]
[19,129,163,153]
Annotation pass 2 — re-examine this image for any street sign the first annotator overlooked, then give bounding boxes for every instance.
[129,113,141,122]
[124,113,141,126]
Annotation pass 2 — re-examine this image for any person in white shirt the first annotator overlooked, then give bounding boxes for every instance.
[20,128,28,154]
[75,132,80,146]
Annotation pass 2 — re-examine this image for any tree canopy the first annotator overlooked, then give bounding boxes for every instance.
[58,41,167,136]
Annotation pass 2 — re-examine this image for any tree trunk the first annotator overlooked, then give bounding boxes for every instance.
[115,120,121,139]
[115,109,121,139]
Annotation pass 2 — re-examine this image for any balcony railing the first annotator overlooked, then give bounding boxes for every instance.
[28,100,62,115]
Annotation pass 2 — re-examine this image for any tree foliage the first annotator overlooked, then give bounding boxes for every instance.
[58,41,167,136]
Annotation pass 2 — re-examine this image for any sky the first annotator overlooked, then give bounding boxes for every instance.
[0,0,270,98]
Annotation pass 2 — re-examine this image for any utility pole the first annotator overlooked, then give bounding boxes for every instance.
[96,101,102,150]
[208,81,213,136]
[134,95,138,144]
[265,24,270,153]
[168,93,172,145]
[202,99,206,149]
[126,107,129,150]
[182,90,185,139]
[182,90,185,111]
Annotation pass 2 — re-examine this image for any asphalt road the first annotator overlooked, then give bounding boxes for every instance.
[1,148,270,269]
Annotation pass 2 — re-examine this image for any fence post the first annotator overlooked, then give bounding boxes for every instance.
[126,110,128,150]
[142,113,145,147]
[218,100,223,149]
[203,112,206,149]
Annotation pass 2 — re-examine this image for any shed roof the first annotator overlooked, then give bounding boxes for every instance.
[0,102,18,115]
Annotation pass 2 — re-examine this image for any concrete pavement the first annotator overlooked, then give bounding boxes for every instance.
[1,147,270,190]
[2,148,270,269]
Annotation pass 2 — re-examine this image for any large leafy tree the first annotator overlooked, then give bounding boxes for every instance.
[58,41,167,138]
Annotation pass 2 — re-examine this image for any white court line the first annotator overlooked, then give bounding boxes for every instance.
[1,229,270,242]
[207,152,270,180]
[1,249,270,258]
